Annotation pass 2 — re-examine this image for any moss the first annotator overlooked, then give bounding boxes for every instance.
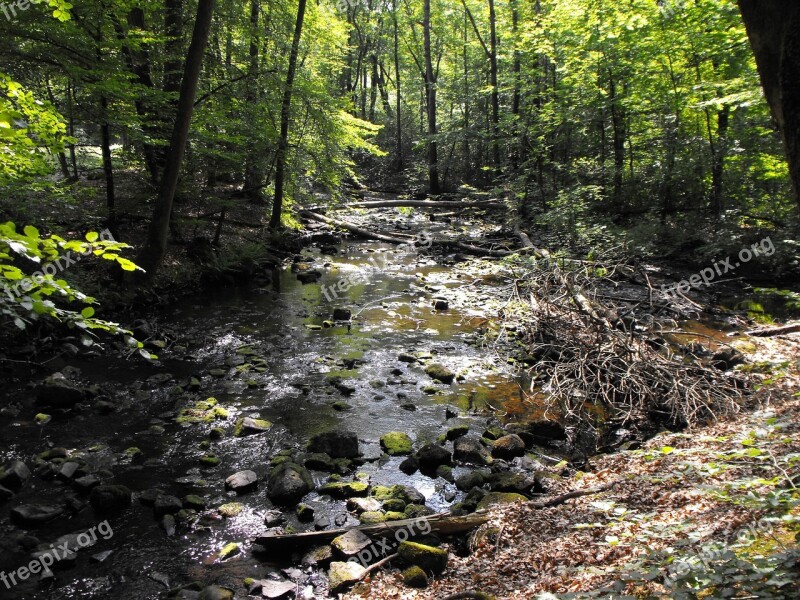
[397,541,448,575]
[219,542,240,560]
[380,431,414,455]
[402,565,428,588]
[384,511,406,521]
[319,481,370,498]
[199,454,221,467]
[218,502,243,517]
[476,492,527,510]
[358,511,386,524]
[382,498,406,512]
[424,363,455,384]
[446,425,469,440]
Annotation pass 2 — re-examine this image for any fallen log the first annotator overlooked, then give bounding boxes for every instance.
[300,210,519,257]
[254,510,490,552]
[346,199,503,209]
[744,323,800,337]
[528,481,616,509]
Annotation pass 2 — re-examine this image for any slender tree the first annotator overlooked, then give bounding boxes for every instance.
[137,0,216,276]
[270,0,308,229]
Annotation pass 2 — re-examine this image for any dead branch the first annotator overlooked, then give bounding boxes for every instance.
[744,323,800,337]
[528,481,616,509]
[345,199,502,209]
[254,510,489,552]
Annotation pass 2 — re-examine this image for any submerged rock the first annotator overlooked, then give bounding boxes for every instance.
[35,373,85,408]
[424,363,455,384]
[308,431,360,459]
[89,485,132,513]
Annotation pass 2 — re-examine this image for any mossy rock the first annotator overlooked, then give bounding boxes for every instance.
[402,565,428,588]
[359,511,386,524]
[382,498,406,512]
[424,363,455,384]
[446,425,469,440]
[218,502,243,517]
[397,541,448,575]
[380,431,413,456]
[384,511,406,521]
[210,427,225,440]
[199,454,221,467]
[177,398,228,425]
[404,504,434,518]
[183,495,206,510]
[219,542,240,560]
[319,481,369,498]
[476,492,527,510]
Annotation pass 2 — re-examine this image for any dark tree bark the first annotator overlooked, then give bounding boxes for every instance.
[488,0,499,170]
[99,95,116,226]
[270,0,308,229]
[738,0,800,210]
[243,0,264,200]
[137,0,216,277]
[423,0,440,194]
[393,0,403,170]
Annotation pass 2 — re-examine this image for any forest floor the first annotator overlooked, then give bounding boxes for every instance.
[348,355,800,599]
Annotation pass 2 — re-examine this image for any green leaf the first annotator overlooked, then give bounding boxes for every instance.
[80,306,95,318]
[85,231,99,242]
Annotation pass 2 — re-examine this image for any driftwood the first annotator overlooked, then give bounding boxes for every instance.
[300,210,518,257]
[346,199,502,209]
[254,510,490,552]
[745,323,800,337]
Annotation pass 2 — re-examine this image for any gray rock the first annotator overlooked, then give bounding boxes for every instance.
[224,470,258,494]
[455,470,488,492]
[302,545,333,567]
[415,444,452,469]
[328,561,366,593]
[259,580,296,599]
[491,434,526,459]
[35,373,85,408]
[308,431,360,459]
[89,485,132,512]
[267,463,313,505]
[10,504,64,526]
[57,462,80,481]
[154,495,183,517]
[331,529,372,558]
[453,436,492,465]
[0,460,30,490]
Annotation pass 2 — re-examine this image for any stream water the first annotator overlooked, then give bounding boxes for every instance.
[0,239,535,599]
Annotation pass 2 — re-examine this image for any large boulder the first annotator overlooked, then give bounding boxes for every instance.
[415,444,452,470]
[453,436,492,465]
[35,373,85,408]
[267,463,313,505]
[491,434,526,459]
[308,431,360,459]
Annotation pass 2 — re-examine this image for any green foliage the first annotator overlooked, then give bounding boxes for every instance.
[0,222,151,355]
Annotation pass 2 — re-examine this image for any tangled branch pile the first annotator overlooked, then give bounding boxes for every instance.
[513,255,746,448]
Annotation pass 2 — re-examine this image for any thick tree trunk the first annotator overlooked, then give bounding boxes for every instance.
[137,0,216,277]
[738,1,800,210]
[270,0,308,229]
[423,0,440,194]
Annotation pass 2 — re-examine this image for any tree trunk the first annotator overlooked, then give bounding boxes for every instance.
[488,0,500,170]
[738,0,800,210]
[99,96,116,227]
[393,0,403,170]
[137,0,216,277]
[423,0,440,195]
[243,0,264,200]
[270,0,308,229]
